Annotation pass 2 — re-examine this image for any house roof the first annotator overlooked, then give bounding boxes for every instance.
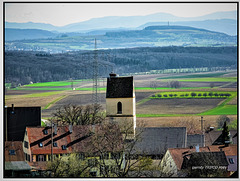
[205,130,237,146]
[26,124,123,155]
[135,127,187,155]
[5,161,31,171]
[187,134,204,147]
[5,141,25,162]
[185,151,228,167]
[27,126,73,155]
[106,76,134,98]
[168,144,237,170]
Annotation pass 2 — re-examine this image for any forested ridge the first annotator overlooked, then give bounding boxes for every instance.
[5,46,237,86]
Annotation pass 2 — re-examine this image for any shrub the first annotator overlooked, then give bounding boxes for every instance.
[191,92,197,97]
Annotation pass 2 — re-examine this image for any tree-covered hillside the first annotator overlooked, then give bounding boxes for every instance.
[5,46,237,86]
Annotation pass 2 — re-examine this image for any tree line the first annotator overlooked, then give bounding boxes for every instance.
[5,46,237,86]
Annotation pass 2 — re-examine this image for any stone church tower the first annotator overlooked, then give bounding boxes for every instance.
[106,72,136,134]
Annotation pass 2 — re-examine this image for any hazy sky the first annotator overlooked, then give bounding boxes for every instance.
[5,2,237,27]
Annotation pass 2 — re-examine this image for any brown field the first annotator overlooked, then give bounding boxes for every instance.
[136,98,224,114]
[137,115,237,130]
[5,71,237,121]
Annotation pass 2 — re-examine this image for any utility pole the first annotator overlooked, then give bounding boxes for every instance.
[199,116,205,147]
[199,116,205,133]
[92,38,99,104]
[51,119,53,162]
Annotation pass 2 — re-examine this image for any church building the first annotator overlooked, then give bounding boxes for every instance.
[106,72,136,134]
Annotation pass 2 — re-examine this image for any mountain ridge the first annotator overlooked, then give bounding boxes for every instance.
[5,10,237,34]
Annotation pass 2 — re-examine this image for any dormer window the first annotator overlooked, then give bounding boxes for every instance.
[43,129,48,135]
[117,102,122,114]
[62,145,67,150]
[53,142,58,147]
[39,143,43,147]
[9,150,15,155]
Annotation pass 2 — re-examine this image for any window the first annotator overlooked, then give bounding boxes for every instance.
[88,158,97,167]
[117,102,122,114]
[43,129,48,135]
[53,142,58,147]
[24,141,28,149]
[79,153,85,160]
[89,171,97,177]
[229,158,234,164]
[62,145,67,150]
[37,155,46,162]
[111,152,120,159]
[9,150,15,155]
[39,143,43,147]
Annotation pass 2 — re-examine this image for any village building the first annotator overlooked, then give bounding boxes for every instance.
[160,144,237,177]
[4,104,41,141]
[22,124,124,176]
[106,72,136,134]
[5,141,32,177]
[205,129,237,146]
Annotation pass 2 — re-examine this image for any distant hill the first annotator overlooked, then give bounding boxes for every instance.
[5,25,237,52]
[104,25,236,48]
[138,19,237,36]
[5,10,237,34]
[5,28,57,41]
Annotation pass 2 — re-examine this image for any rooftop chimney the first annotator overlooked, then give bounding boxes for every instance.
[109,72,117,78]
[11,104,15,114]
[54,124,57,135]
[195,144,199,152]
[69,124,73,133]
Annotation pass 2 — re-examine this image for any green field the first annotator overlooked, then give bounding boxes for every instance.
[199,105,237,115]
[157,72,228,79]
[136,114,193,117]
[151,91,236,99]
[23,91,64,98]
[24,80,83,87]
[178,77,237,82]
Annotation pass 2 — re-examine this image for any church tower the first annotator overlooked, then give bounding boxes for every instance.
[106,72,136,134]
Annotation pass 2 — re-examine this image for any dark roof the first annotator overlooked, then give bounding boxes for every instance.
[106,76,133,98]
[135,127,187,155]
[184,152,228,167]
[187,134,204,147]
[5,141,25,162]
[168,144,237,170]
[205,130,237,146]
[5,106,41,141]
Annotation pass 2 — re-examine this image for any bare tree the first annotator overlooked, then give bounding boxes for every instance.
[169,81,181,89]
[52,104,105,126]
[86,120,151,177]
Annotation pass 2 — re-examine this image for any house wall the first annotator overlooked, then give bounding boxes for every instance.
[106,97,136,134]
[226,155,237,172]
[22,129,31,162]
[106,97,135,116]
[160,150,178,177]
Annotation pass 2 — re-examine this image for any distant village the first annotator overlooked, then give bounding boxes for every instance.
[4,72,237,178]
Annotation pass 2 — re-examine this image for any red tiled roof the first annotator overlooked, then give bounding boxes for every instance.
[169,144,237,170]
[27,126,73,155]
[26,124,123,155]
[5,141,25,161]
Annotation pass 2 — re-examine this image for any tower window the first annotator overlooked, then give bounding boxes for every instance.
[117,102,122,114]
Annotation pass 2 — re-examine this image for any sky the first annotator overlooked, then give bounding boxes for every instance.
[5,2,237,27]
